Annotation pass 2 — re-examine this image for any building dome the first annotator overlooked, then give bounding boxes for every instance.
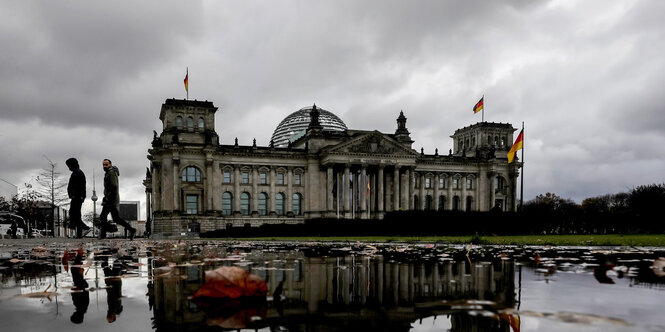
[271,105,347,147]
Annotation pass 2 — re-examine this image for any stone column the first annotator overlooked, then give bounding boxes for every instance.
[145,189,151,227]
[153,163,161,211]
[474,176,480,211]
[489,172,496,211]
[393,165,400,211]
[287,167,293,214]
[406,168,416,209]
[172,158,180,211]
[360,165,367,216]
[434,174,440,210]
[419,173,425,210]
[402,168,410,210]
[233,165,240,214]
[377,165,384,214]
[160,160,169,211]
[447,175,453,210]
[327,166,334,214]
[206,158,213,212]
[478,169,487,211]
[343,165,350,215]
[252,166,258,214]
[269,167,276,214]
[461,174,468,211]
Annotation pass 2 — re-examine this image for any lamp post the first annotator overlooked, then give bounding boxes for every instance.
[91,169,98,238]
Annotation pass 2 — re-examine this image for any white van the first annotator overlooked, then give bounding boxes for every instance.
[0,212,26,237]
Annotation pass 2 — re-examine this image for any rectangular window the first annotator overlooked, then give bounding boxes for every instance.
[186,195,198,214]
[453,178,459,189]
[439,178,445,189]
[425,178,431,189]
[223,171,231,184]
[241,171,249,184]
[294,173,301,185]
[259,172,267,184]
[277,173,285,185]
[414,176,419,188]
[466,178,473,189]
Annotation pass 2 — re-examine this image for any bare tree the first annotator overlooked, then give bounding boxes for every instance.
[34,155,68,236]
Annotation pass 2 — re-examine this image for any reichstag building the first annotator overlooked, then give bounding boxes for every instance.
[145,98,520,236]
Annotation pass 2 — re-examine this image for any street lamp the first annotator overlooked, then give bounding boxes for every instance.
[91,169,98,238]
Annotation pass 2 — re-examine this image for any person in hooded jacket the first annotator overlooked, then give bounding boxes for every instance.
[66,158,90,238]
[99,159,136,239]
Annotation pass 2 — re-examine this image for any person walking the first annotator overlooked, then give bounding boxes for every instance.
[99,159,136,240]
[66,158,90,238]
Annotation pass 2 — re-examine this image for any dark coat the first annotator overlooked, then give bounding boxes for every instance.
[102,166,120,208]
[66,158,86,199]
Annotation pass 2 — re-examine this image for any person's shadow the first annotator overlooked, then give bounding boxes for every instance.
[102,259,125,323]
[70,250,89,324]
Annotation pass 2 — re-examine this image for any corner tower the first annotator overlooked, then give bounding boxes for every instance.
[155,99,219,147]
[450,122,516,159]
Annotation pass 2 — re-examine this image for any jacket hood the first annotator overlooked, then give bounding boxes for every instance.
[66,158,79,170]
[105,165,120,176]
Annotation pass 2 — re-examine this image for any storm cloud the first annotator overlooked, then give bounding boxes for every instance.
[1,0,663,217]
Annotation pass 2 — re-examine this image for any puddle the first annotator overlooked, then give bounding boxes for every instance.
[0,240,664,331]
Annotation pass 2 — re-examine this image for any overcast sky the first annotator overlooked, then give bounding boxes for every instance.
[1,0,664,217]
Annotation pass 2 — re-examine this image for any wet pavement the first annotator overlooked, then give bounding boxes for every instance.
[0,238,664,331]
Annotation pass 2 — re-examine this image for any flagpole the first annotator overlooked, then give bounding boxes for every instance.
[482,94,485,122]
[520,121,524,209]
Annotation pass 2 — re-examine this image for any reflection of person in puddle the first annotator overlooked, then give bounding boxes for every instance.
[102,259,125,323]
[70,250,89,324]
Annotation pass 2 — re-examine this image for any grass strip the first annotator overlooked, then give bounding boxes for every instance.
[215,234,665,247]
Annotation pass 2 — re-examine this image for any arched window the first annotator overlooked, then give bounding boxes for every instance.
[425,195,432,210]
[276,193,285,215]
[438,195,446,211]
[292,193,302,215]
[222,192,233,215]
[453,196,460,211]
[258,193,268,216]
[175,116,183,129]
[198,117,205,130]
[187,116,194,131]
[466,196,473,212]
[240,192,250,215]
[487,135,492,145]
[181,166,201,182]
[413,195,419,210]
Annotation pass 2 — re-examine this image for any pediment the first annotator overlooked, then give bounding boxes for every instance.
[326,131,419,157]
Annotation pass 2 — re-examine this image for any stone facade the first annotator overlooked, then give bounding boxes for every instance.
[146,98,521,236]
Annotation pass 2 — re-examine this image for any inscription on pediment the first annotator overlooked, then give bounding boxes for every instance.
[342,134,406,155]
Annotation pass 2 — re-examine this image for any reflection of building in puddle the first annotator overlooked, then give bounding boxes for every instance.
[150,253,516,331]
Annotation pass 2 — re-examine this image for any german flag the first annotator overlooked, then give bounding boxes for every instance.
[507,129,523,163]
[473,96,484,114]
[184,68,189,92]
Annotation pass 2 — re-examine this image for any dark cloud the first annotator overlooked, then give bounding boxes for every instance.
[1,0,664,213]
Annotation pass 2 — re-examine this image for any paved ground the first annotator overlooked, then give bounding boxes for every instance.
[0,237,152,255]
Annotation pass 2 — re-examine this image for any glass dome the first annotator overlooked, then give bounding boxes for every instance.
[271,105,347,147]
